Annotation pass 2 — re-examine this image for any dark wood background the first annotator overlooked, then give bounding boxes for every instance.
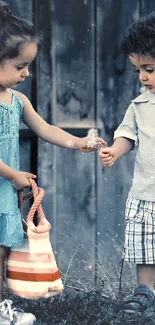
[7,0,155,293]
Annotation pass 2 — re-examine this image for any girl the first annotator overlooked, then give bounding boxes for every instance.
[0,1,106,324]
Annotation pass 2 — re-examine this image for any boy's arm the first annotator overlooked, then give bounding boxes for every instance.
[99,137,134,167]
[112,137,134,159]
[99,102,137,166]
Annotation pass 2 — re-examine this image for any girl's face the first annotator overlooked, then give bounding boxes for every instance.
[129,54,155,93]
[0,41,38,89]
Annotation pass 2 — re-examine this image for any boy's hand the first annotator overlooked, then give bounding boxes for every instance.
[80,136,107,152]
[12,171,36,190]
[99,147,118,167]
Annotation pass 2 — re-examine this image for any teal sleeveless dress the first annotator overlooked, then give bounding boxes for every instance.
[0,90,24,247]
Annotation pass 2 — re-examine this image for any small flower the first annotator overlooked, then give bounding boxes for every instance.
[87,128,98,148]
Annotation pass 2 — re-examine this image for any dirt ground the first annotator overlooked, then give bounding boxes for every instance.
[4,287,155,325]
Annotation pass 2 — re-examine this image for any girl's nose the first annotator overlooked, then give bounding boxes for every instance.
[139,71,148,83]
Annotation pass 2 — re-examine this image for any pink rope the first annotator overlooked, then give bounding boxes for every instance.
[18,179,45,223]
[27,179,45,222]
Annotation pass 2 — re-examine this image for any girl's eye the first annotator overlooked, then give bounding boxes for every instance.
[146,69,154,73]
[134,68,154,74]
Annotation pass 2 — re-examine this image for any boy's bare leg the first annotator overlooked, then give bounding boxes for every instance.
[137,264,155,291]
[0,247,9,302]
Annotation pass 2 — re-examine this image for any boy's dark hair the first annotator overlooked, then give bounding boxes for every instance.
[121,12,155,58]
[0,1,38,62]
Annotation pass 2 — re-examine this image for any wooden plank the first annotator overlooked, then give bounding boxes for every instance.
[55,148,96,288]
[52,0,97,286]
[52,0,95,124]
[96,0,139,293]
[34,0,55,237]
[19,139,31,218]
[140,0,155,15]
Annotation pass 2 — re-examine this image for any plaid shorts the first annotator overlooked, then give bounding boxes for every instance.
[124,197,155,264]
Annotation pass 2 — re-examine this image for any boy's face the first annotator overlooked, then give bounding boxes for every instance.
[129,54,155,93]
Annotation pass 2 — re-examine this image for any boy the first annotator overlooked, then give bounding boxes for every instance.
[99,12,155,313]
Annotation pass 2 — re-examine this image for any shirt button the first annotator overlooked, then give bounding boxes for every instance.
[10,110,13,114]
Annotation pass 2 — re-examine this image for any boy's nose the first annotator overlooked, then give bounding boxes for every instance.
[22,68,29,77]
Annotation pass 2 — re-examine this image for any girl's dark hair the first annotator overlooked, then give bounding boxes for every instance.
[121,12,155,58]
[0,1,38,62]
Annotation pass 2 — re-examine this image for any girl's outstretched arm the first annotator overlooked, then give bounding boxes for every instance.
[16,91,107,151]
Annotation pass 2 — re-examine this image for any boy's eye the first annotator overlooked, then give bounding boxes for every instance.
[134,69,139,73]
[16,66,24,70]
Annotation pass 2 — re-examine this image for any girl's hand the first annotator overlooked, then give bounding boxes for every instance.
[99,147,118,167]
[12,171,36,190]
[80,136,107,152]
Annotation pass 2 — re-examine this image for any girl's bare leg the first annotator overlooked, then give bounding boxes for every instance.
[0,247,10,302]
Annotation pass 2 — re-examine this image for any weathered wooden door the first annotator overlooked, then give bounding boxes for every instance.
[36,0,98,289]
[7,0,155,293]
